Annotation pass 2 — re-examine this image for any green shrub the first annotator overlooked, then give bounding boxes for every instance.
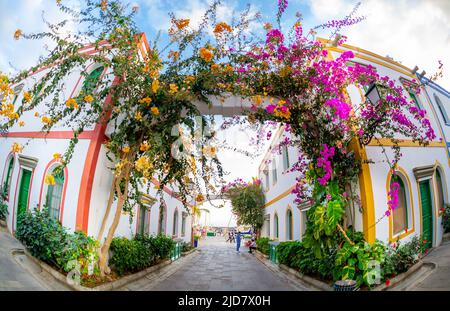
[15,208,98,273]
[256,237,271,255]
[334,232,386,287]
[443,204,450,233]
[60,231,99,274]
[0,201,8,220]
[16,208,67,266]
[109,237,155,275]
[110,234,175,275]
[136,234,175,260]
[181,241,193,253]
[277,241,335,280]
[383,236,421,278]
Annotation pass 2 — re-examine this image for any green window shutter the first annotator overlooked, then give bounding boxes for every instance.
[3,157,14,196]
[408,91,422,109]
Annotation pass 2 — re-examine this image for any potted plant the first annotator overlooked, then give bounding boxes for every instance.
[0,201,8,228]
[193,235,201,248]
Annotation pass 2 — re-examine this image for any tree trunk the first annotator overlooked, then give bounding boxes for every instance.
[97,176,117,242]
[98,192,125,276]
[98,153,133,276]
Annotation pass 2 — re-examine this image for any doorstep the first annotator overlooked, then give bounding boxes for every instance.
[22,247,197,291]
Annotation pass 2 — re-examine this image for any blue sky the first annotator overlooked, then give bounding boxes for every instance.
[1,0,449,227]
[1,0,449,89]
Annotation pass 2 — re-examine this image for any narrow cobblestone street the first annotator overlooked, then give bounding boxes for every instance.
[410,240,450,291]
[0,229,50,290]
[121,236,308,291]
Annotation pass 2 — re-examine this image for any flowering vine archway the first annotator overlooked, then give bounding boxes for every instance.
[0,0,437,282]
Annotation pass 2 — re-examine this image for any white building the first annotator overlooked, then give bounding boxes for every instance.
[0,34,192,244]
[259,40,449,251]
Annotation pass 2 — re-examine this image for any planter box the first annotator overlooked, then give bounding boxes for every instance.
[23,247,197,291]
[254,250,333,291]
[443,232,450,242]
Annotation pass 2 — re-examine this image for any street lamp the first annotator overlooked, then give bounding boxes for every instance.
[359,82,385,146]
[364,82,382,106]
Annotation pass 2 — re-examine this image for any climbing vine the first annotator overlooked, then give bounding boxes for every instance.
[0,0,438,281]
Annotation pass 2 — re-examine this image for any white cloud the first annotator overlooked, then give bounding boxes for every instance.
[0,0,79,76]
[305,0,450,89]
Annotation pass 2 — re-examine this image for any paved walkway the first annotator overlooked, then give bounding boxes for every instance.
[411,240,450,291]
[121,236,308,291]
[0,228,69,291]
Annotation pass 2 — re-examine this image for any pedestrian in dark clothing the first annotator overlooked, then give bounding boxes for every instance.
[248,235,257,254]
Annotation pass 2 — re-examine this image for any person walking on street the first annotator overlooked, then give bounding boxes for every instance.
[236,230,251,253]
[248,234,257,254]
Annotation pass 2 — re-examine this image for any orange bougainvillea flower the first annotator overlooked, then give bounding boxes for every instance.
[151,80,159,93]
[84,95,94,103]
[174,19,190,30]
[135,111,143,121]
[65,98,79,109]
[18,121,25,127]
[151,106,159,116]
[139,97,152,105]
[34,112,40,117]
[196,194,205,202]
[14,29,22,40]
[211,64,220,71]
[122,146,130,153]
[53,153,62,160]
[45,174,56,186]
[100,0,108,11]
[213,22,232,34]
[199,47,214,62]
[11,142,23,153]
[140,141,150,152]
[23,91,32,103]
[169,84,178,94]
[168,50,180,61]
[41,116,52,124]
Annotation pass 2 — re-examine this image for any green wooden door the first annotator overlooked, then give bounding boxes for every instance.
[17,169,32,227]
[419,180,433,252]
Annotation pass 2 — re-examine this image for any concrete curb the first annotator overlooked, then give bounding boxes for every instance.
[21,248,197,291]
[254,250,333,291]
[443,232,450,242]
[372,260,436,291]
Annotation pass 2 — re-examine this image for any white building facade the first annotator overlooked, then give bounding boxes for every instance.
[0,34,192,244]
[259,40,450,251]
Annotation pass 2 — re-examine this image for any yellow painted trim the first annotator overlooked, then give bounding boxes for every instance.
[349,138,376,244]
[318,38,416,78]
[368,138,446,148]
[263,185,295,208]
[386,166,415,243]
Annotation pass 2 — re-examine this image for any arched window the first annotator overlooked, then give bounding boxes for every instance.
[434,94,449,124]
[181,212,187,237]
[274,213,279,239]
[78,66,104,97]
[158,204,167,235]
[2,155,14,200]
[173,209,179,237]
[391,175,409,235]
[286,209,293,240]
[436,169,445,211]
[45,168,65,221]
